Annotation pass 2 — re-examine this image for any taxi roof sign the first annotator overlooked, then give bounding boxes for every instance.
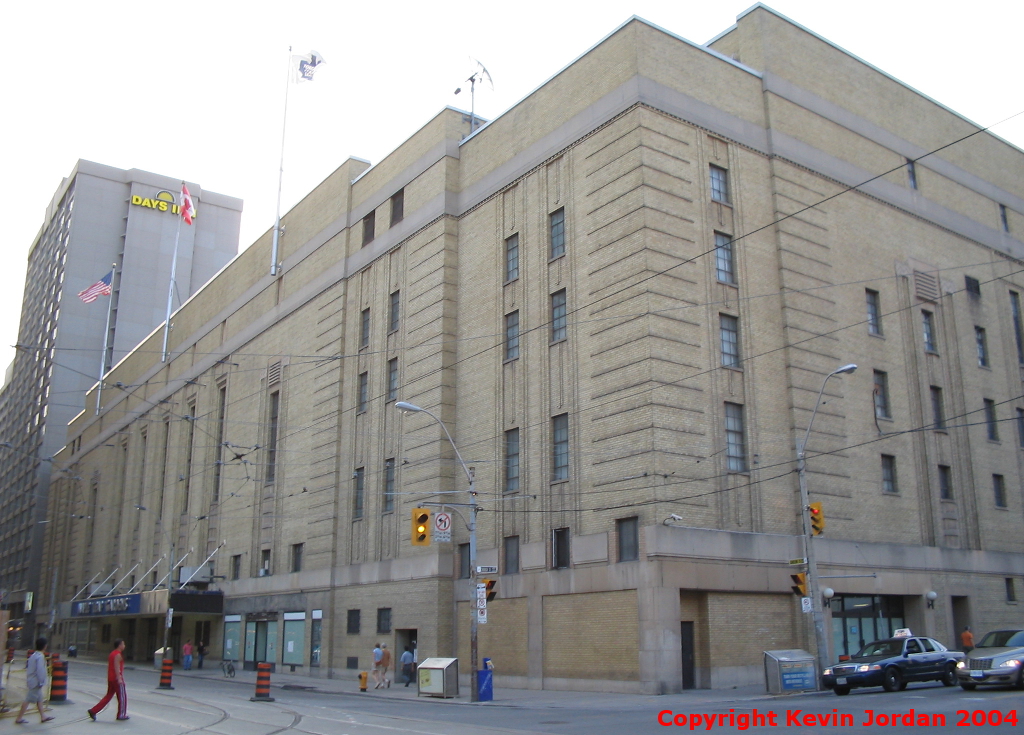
[893,628,913,638]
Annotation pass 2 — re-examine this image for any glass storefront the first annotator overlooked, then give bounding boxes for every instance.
[830,595,905,657]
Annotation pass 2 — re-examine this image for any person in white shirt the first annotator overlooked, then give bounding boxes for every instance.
[16,637,55,724]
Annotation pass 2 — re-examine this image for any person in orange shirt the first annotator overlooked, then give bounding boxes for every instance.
[87,639,128,721]
[961,626,975,654]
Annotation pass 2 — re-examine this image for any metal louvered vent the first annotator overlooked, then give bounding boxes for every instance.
[267,361,282,386]
[914,270,939,302]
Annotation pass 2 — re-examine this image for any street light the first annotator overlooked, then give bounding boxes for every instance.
[796,363,856,682]
[395,401,480,701]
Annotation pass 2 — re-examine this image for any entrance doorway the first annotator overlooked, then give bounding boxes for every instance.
[680,622,696,690]
[830,595,905,657]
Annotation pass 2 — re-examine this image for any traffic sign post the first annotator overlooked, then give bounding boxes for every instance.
[434,512,452,543]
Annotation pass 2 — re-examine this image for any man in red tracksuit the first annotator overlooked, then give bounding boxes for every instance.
[88,638,128,721]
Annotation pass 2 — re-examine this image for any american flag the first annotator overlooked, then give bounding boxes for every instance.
[78,271,113,303]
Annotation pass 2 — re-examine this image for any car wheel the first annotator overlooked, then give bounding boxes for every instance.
[959,682,976,691]
[881,667,902,693]
[834,686,850,696]
[941,663,957,687]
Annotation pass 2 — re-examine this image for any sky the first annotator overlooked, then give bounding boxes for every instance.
[3,0,1023,378]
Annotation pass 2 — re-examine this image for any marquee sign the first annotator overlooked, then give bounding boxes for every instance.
[72,593,142,617]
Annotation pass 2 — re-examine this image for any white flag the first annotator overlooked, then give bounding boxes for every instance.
[293,50,325,82]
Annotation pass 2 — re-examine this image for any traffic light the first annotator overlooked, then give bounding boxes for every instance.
[790,572,807,596]
[411,508,431,546]
[482,578,497,602]
[809,502,825,536]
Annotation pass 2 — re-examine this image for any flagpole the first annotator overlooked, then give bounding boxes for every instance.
[95,263,117,415]
[161,196,184,363]
[271,46,292,277]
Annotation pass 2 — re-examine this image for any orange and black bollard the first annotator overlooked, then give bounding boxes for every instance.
[358,670,368,692]
[250,662,275,702]
[158,658,175,689]
[49,660,68,703]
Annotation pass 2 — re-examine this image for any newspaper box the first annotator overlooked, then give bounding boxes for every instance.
[764,649,817,694]
[417,657,459,698]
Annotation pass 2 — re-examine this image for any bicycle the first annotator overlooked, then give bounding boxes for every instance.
[221,660,236,678]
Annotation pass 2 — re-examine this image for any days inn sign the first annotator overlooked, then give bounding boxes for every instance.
[131,190,195,219]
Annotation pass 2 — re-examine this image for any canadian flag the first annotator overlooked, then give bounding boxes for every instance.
[180,184,196,225]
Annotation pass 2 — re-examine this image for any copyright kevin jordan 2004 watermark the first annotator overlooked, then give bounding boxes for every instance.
[657,708,1018,729]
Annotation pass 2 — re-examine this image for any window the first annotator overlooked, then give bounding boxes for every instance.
[1007,578,1018,602]
[347,609,361,634]
[504,428,520,493]
[504,536,520,575]
[866,289,882,335]
[617,517,639,562]
[719,314,740,368]
[214,384,227,502]
[552,527,570,569]
[881,455,898,494]
[724,402,747,472]
[505,233,519,282]
[930,386,945,430]
[975,327,989,367]
[873,371,891,419]
[938,465,952,501]
[387,358,398,402]
[1011,292,1024,363]
[362,211,375,245]
[715,232,735,284]
[260,549,272,575]
[505,311,520,360]
[549,208,565,259]
[922,311,937,352]
[906,158,918,190]
[358,372,368,413]
[709,165,730,203]
[291,543,303,573]
[458,543,470,578]
[389,290,400,333]
[993,474,1007,508]
[1018,408,1024,448]
[965,275,981,296]
[390,188,404,227]
[353,467,365,519]
[383,459,395,513]
[360,308,370,349]
[266,391,280,482]
[984,399,999,441]
[376,608,392,634]
[552,413,569,481]
[231,554,242,581]
[551,289,567,342]
[1000,204,1010,233]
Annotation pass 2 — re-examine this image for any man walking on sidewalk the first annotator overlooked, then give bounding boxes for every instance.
[88,638,129,721]
[16,637,55,724]
[400,646,414,687]
[379,643,392,688]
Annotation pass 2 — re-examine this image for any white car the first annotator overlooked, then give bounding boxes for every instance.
[956,629,1024,690]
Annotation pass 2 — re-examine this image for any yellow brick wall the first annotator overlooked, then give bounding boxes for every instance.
[542,590,639,680]
[455,596,528,676]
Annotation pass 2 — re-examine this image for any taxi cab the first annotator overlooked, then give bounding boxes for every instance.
[822,629,962,695]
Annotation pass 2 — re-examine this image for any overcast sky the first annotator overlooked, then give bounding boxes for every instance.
[4,0,1023,382]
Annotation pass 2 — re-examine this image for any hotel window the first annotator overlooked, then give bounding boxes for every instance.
[938,465,952,501]
[549,208,565,259]
[505,311,520,360]
[357,372,368,413]
[866,289,882,335]
[552,413,569,481]
[353,467,365,519]
[906,158,918,190]
[881,455,898,494]
[993,474,1007,508]
[709,165,730,203]
[504,428,520,493]
[390,188,404,227]
[505,233,519,282]
[873,371,891,419]
[724,402,747,472]
[720,314,740,368]
[715,232,735,284]
[389,290,400,333]
[504,535,520,575]
[975,326,989,367]
[922,310,937,352]
[362,211,375,245]
[347,609,360,634]
[383,459,395,513]
[231,554,242,580]
[266,390,280,483]
[1011,292,1024,363]
[617,517,639,562]
[291,543,303,573]
[984,399,999,441]
[1000,204,1010,233]
[552,528,570,569]
[930,386,945,430]
[387,358,398,402]
[551,289,567,342]
[376,608,392,634]
[360,308,370,349]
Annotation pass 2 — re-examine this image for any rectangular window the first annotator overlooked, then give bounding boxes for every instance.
[353,467,365,519]
[975,326,989,367]
[873,371,891,419]
[358,372,368,413]
[1006,577,1018,602]
[291,543,303,573]
[617,517,639,562]
[376,608,392,635]
[551,413,569,481]
[1011,292,1024,363]
[710,165,730,203]
[984,399,999,441]
[552,527,570,569]
[505,233,519,282]
[922,310,937,352]
[1000,204,1010,233]
[906,158,918,190]
[551,289,567,342]
[724,402,747,472]
[881,455,898,494]
[362,211,375,245]
[549,208,565,259]
[387,358,399,402]
[458,543,470,578]
[260,549,272,575]
[266,391,280,483]
[231,554,241,581]
[346,609,361,634]
[965,275,981,296]
[389,290,400,333]
[938,465,952,501]
[383,459,395,513]
[504,428,520,493]
[930,386,945,430]
[214,384,227,502]
[390,188,404,227]
[715,232,735,284]
[1017,408,1024,448]
[866,289,882,335]
[503,535,520,575]
[719,314,740,368]
[505,311,520,360]
[360,308,370,349]
[993,474,1007,508]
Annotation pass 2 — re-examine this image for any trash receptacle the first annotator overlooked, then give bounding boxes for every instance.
[764,649,817,694]
[416,657,458,698]
[477,669,493,701]
[154,648,167,670]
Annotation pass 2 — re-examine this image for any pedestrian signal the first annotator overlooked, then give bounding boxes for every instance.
[412,508,431,546]
[790,572,807,596]
[809,502,825,536]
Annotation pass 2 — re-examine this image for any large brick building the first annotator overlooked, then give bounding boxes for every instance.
[41,6,1024,693]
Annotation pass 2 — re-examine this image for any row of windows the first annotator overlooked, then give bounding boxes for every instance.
[882,455,1010,508]
[502,290,568,359]
[905,158,1015,234]
[345,607,392,635]
[228,542,305,579]
[362,189,404,246]
[359,291,401,349]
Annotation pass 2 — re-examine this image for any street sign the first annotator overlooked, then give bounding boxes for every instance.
[789,558,807,565]
[477,607,487,624]
[166,607,174,628]
[476,566,497,574]
[800,597,813,613]
[434,512,452,542]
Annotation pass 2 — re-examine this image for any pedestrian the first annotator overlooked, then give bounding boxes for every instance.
[182,639,193,670]
[961,626,975,654]
[400,646,414,687]
[379,643,392,688]
[16,637,55,724]
[371,643,383,688]
[197,641,207,670]
[87,638,129,721]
